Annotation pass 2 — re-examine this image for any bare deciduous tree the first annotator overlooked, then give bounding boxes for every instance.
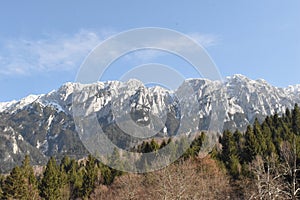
[280,141,300,200]
[147,157,231,200]
[250,154,289,199]
[90,157,232,200]
[250,140,300,200]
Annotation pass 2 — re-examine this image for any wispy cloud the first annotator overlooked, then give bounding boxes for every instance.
[0,30,113,76]
[123,32,220,63]
[0,30,219,76]
[187,33,220,47]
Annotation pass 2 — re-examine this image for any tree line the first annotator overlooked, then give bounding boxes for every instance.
[0,154,123,200]
[217,104,300,199]
[0,105,299,199]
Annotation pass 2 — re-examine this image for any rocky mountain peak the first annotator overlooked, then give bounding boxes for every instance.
[1,74,300,173]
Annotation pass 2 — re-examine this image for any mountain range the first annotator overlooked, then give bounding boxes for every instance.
[0,74,299,173]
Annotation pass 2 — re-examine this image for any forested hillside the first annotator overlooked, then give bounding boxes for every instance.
[0,105,299,199]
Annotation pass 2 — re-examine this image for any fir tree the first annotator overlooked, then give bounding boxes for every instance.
[220,130,241,178]
[177,137,190,158]
[233,130,244,157]
[3,166,27,199]
[220,130,237,162]
[69,159,83,199]
[81,155,98,198]
[261,121,276,156]
[292,104,300,135]
[273,112,280,129]
[60,156,71,174]
[166,139,177,162]
[109,148,122,169]
[0,174,5,199]
[285,107,292,124]
[1,155,39,199]
[150,139,159,152]
[253,118,267,155]
[109,148,124,177]
[0,174,3,199]
[20,155,39,200]
[190,133,206,156]
[40,157,62,200]
[243,126,259,163]
[99,164,114,185]
[59,156,72,199]
[160,139,167,149]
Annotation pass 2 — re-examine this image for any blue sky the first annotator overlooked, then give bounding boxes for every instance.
[0,0,299,101]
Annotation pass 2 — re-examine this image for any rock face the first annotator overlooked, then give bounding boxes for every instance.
[0,74,299,172]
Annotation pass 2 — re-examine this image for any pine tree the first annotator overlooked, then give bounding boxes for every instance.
[261,121,276,156]
[60,156,72,185]
[166,139,177,162]
[20,155,39,200]
[243,126,259,163]
[190,132,206,157]
[3,166,27,199]
[220,130,241,178]
[2,155,39,199]
[60,156,71,174]
[292,104,300,135]
[265,116,273,127]
[143,142,152,153]
[99,164,114,185]
[109,148,124,177]
[280,118,293,141]
[150,139,159,152]
[81,155,98,198]
[220,130,237,162]
[229,155,241,179]
[40,157,62,200]
[160,139,167,149]
[109,148,122,169]
[177,137,190,158]
[285,108,292,124]
[253,118,267,155]
[0,174,3,199]
[233,129,245,164]
[69,159,83,199]
[273,112,280,129]
[59,156,72,199]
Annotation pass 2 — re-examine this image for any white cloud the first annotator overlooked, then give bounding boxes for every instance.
[0,30,219,76]
[187,33,220,47]
[123,50,167,63]
[0,30,113,76]
[122,32,220,63]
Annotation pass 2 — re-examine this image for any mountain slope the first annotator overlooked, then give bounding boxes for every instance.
[0,74,299,172]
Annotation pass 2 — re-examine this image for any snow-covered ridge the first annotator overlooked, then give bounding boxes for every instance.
[1,74,300,173]
[0,79,170,113]
[0,100,17,112]
[285,84,300,94]
[0,94,42,113]
[1,75,300,131]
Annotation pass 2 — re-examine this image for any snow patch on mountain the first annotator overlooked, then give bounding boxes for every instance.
[0,100,17,112]
[285,84,300,94]
[0,94,43,113]
[46,115,54,130]
[1,75,300,133]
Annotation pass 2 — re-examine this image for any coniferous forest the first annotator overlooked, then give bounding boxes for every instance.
[0,105,299,199]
